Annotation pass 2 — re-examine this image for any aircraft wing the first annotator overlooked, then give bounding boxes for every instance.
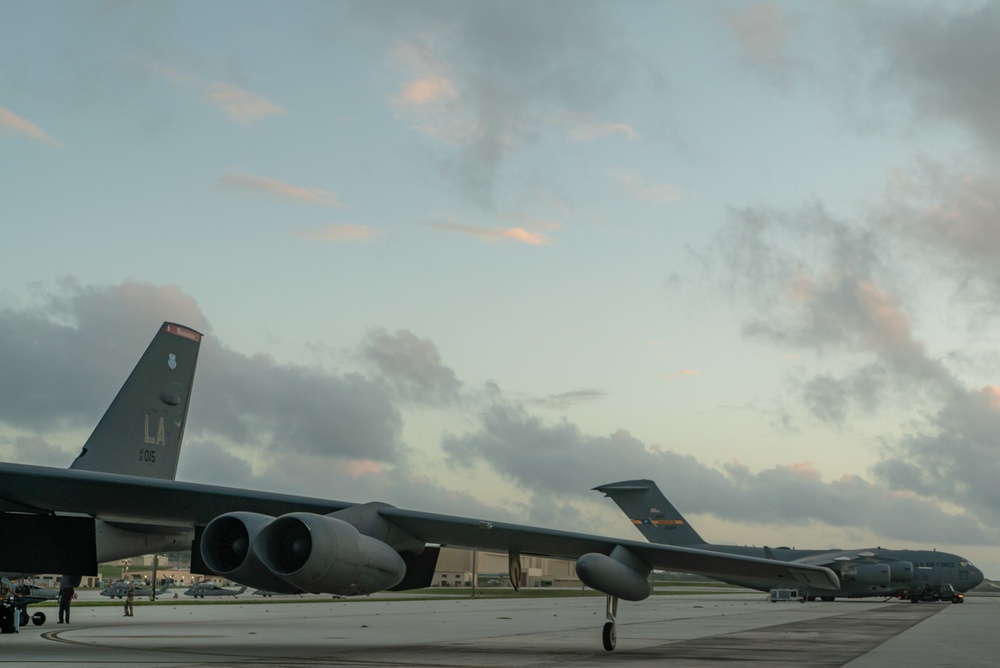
[0,462,838,592]
[377,508,840,591]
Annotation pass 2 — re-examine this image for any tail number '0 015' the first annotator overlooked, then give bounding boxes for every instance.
[141,414,165,464]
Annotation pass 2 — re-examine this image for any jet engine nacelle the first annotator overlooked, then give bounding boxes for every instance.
[842,562,890,586]
[255,512,406,596]
[200,512,303,594]
[888,561,913,583]
[575,545,652,602]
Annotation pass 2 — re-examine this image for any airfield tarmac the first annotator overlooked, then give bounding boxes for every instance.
[2,589,997,667]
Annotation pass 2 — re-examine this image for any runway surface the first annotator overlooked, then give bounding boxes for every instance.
[2,591,998,666]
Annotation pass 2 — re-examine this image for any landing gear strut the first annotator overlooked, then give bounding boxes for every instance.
[602,594,618,651]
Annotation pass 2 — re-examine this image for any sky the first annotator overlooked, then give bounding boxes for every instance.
[2,1,1000,577]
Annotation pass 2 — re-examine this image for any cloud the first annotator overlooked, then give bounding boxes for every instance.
[361,2,633,207]
[875,384,1000,525]
[0,280,404,471]
[216,174,342,207]
[289,224,379,242]
[0,279,207,432]
[420,220,552,245]
[709,186,1000,551]
[0,106,63,147]
[359,328,462,405]
[146,61,286,125]
[527,389,608,411]
[442,397,995,545]
[867,3,1000,154]
[3,278,998,555]
[878,161,1000,313]
[719,2,805,88]
[393,74,458,107]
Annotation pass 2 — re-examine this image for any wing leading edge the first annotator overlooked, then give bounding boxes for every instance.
[0,462,838,592]
[376,507,840,591]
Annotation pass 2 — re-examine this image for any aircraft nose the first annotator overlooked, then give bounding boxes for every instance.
[973,568,985,587]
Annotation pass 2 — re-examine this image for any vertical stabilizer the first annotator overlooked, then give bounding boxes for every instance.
[595,479,706,546]
[70,322,202,480]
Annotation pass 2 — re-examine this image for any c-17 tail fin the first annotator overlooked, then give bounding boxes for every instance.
[69,322,202,481]
[594,479,706,546]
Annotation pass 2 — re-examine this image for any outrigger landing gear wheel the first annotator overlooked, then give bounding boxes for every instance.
[602,621,617,651]
[602,594,619,651]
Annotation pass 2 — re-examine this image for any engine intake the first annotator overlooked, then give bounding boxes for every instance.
[255,512,406,595]
[200,512,302,594]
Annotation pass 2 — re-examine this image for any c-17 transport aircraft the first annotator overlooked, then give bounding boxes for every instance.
[0,323,842,651]
[596,480,985,603]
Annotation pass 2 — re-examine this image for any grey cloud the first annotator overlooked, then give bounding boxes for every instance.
[0,278,207,432]
[358,0,631,207]
[878,162,1000,313]
[442,396,995,545]
[872,4,1000,153]
[527,388,608,411]
[0,280,405,470]
[712,194,1000,542]
[875,385,1000,523]
[192,340,406,463]
[795,365,890,427]
[359,328,462,405]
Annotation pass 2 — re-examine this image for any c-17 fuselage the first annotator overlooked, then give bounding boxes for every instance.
[596,480,984,602]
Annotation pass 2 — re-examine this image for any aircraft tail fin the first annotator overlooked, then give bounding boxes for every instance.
[594,479,706,546]
[70,322,203,481]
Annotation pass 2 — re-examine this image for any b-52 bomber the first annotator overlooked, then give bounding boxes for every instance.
[0,322,842,651]
[596,479,984,603]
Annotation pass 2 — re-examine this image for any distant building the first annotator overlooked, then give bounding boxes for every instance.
[433,548,581,588]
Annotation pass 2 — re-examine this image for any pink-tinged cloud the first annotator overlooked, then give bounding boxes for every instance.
[217,174,342,207]
[207,82,287,125]
[345,459,383,478]
[0,106,62,147]
[724,2,789,62]
[781,461,822,481]
[146,61,286,125]
[421,221,551,245]
[394,75,457,107]
[676,369,700,376]
[290,224,379,242]
[982,385,1000,410]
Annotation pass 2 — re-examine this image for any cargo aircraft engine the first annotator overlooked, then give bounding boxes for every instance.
[888,561,914,582]
[254,512,406,596]
[841,562,891,586]
[201,512,303,594]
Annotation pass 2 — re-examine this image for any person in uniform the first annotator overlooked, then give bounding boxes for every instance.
[58,578,75,624]
[124,578,135,617]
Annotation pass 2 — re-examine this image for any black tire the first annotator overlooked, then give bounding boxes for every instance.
[602,621,616,651]
[820,597,835,602]
[19,610,28,627]
[32,611,46,626]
